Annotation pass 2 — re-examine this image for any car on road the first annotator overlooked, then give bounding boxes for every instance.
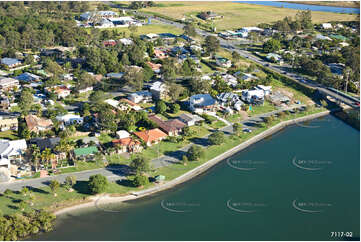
[243,128,252,133]
[354,102,360,107]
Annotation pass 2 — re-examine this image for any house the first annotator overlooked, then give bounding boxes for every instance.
[327,63,345,76]
[128,91,152,104]
[0,116,18,131]
[189,94,217,113]
[116,130,130,139]
[234,100,245,111]
[221,74,238,87]
[29,137,60,151]
[95,18,114,28]
[0,97,10,111]
[215,56,231,68]
[0,77,20,91]
[104,99,120,109]
[142,33,159,41]
[154,49,168,59]
[56,113,83,126]
[1,58,21,68]
[268,91,290,105]
[111,17,141,27]
[118,98,142,111]
[78,86,93,94]
[321,23,333,29]
[74,146,98,160]
[177,113,204,126]
[0,139,27,161]
[106,72,124,79]
[46,86,71,99]
[119,38,133,45]
[198,11,222,20]
[217,92,240,105]
[0,157,11,182]
[158,33,177,41]
[241,89,265,104]
[240,73,258,82]
[112,137,142,153]
[170,46,189,56]
[266,53,283,64]
[133,128,167,146]
[255,85,272,96]
[150,81,168,100]
[15,72,41,82]
[147,61,162,73]
[148,114,186,136]
[25,114,53,133]
[315,34,332,41]
[80,11,117,21]
[103,39,117,47]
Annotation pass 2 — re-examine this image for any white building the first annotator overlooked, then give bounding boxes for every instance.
[56,113,83,125]
[255,85,272,96]
[128,91,152,104]
[116,130,130,139]
[241,89,265,103]
[150,81,168,100]
[321,23,333,29]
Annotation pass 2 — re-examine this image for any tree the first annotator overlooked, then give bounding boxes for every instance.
[132,174,149,187]
[182,155,188,165]
[295,10,313,30]
[49,180,60,197]
[263,38,281,53]
[233,123,242,136]
[123,66,144,91]
[170,103,180,114]
[89,90,107,104]
[208,131,225,145]
[232,51,241,63]
[18,89,34,116]
[187,145,204,161]
[203,36,220,56]
[97,107,117,132]
[168,83,185,102]
[130,156,150,175]
[183,23,197,37]
[18,200,27,211]
[44,59,64,76]
[20,187,29,197]
[155,100,167,114]
[88,174,108,194]
[64,175,77,191]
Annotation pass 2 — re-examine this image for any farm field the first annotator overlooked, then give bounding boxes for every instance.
[141,2,356,30]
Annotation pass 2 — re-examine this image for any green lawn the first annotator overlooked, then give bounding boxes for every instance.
[248,101,278,117]
[225,113,244,123]
[98,133,113,144]
[0,130,19,140]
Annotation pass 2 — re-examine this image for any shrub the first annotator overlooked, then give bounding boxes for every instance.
[187,145,204,161]
[132,175,149,187]
[208,131,225,145]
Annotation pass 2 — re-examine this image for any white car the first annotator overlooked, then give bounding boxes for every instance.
[243,128,252,133]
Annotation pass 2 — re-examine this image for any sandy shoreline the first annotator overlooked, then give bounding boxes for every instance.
[54,110,331,216]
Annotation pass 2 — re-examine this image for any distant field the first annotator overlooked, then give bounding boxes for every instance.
[287,1,360,8]
[141,2,356,31]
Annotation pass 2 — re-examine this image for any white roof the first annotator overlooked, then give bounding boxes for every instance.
[56,113,82,122]
[119,38,133,45]
[116,130,130,139]
[0,139,27,158]
[104,99,119,108]
[145,33,159,39]
[150,81,166,92]
[256,85,272,91]
[111,17,134,22]
[322,23,333,29]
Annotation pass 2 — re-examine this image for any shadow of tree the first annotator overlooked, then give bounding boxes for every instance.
[28,186,49,194]
[116,179,135,188]
[73,181,91,195]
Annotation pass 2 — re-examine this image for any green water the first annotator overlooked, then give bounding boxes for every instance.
[34,115,360,241]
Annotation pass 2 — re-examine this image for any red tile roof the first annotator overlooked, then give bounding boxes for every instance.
[133,128,167,143]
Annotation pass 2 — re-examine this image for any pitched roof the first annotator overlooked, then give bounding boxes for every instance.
[30,137,60,151]
[74,146,98,157]
[148,115,185,133]
[25,115,53,132]
[112,137,141,147]
[1,58,21,66]
[133,128,167,143]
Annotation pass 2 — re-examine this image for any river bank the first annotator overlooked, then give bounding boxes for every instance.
[54,109,331,216]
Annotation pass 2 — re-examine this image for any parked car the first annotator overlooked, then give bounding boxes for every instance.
[243,128,252,133]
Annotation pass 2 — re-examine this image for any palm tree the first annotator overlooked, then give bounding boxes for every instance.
[30,145,41,171]
[343,67,352,93]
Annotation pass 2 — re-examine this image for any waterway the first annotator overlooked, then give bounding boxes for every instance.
[33,115,360,241]
[237,1,360,14]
